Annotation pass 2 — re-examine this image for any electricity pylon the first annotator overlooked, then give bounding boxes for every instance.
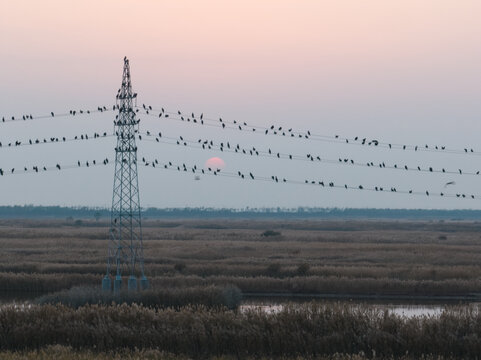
[102,57,148,292]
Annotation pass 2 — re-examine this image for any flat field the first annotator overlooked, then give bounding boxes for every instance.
[1,218,481,298]
[3,218,481,358]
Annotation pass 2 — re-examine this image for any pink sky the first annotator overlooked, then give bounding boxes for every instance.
[1,1,481,208]
[3,1,480,100]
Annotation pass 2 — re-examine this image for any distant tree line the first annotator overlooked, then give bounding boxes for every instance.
[0,205,480,220]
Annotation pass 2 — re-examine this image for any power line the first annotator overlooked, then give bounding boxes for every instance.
[0,151,477,201]
[2,126,475,189]
[3,103,479,158]
[137,131,481,177]
[0,157,111,177]
[139,158,480,201]
[1,124,477,178]
[0,100,478,205]
[0,131,114,150]
[136,105,481,156]
[1,106,115,125]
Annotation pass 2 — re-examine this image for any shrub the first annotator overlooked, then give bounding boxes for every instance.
[261,230,281,237]
[297,263,310,276]
[221,285,243,309]
[265,263,281,276]
[174,263,186,273]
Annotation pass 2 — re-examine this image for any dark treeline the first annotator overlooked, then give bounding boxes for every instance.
[0,205,481,220]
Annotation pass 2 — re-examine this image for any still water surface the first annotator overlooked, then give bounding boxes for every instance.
[0,294,476,318]
[240,300,475,318]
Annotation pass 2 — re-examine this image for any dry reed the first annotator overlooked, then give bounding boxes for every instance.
[0,302,480,358]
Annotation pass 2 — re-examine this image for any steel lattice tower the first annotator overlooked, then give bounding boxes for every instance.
[102,57,148,292]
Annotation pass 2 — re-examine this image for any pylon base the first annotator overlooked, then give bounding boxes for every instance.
[102,275,111,291]
[114,275,122,293]
[128,276,137,291]
[140,276,149,290]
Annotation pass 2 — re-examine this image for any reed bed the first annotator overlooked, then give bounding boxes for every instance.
[0,345,464,360]
[150,275,481,296]
[0,346,187,360]
[0,302,480,358]
[2,219,481,298]
[35,285,242,309]
[2,271,479,298]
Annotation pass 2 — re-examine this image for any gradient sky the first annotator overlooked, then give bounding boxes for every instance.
[1,0,481,209]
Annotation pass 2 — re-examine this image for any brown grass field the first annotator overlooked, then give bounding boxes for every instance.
[1,218,481,298]
[3,218,481,358]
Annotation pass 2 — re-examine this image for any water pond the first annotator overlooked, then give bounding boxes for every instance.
[0,292,477,319]
[240,299,477,318]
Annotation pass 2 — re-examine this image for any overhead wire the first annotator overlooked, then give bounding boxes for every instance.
[3,103,479,157]
[136,105,481,156]
[0,131,114,150]
[137,131,481,177]
[0,148,477,202]
[0,157,111,177]
[1,103,479,203]
[0,105,116,125]
[138,158,480,201]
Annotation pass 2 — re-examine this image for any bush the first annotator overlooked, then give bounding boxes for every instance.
[261,230,281,237]
[174,263,186,272]
[265,263,281,276]
[221,285,243,309]
[297,263,310,276]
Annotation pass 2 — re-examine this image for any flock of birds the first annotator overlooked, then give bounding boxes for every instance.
[136,104,481,156]
[2,103,480,155]
[0,103,479,202]
[1,106,113,124]
[0,132,112,148]
[136,158,478,200]
[2,125,478,179]
[137,131,481,177]
[0,158,110,176]
[0,152,473,200]
[1,119,479,178]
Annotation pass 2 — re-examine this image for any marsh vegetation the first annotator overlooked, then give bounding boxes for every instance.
[2,218,481,358]
[1,219,481,298]
[1,302,481,358]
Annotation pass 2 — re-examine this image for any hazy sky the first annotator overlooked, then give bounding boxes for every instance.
[1,0,481,209]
